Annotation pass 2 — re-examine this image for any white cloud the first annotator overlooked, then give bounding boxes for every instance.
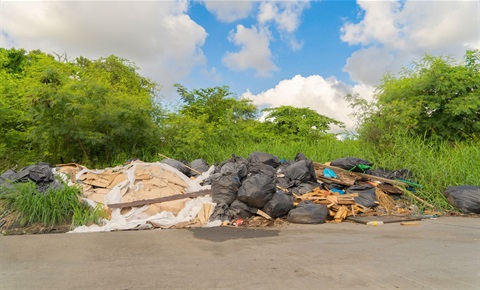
[258,1,310,33]
[341,0,480,86]
[242,74,358,132]
[222,24,278,77]
[258,1,310,51]
[203,0,254,22]
[0,1,207,97]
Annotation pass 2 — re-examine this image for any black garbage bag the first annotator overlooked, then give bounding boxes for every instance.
[15,163,54,183]
[247,152,280,168]
[285,160,317,186]
[346,185,378,208]
[368,168,413,180]
[275,162,293,189]
[188,159,209,177]
[161,158,190,176]
[287,201,328,224]
[230,199,256,218]
[291,182,321,195]
[0,169,17,184]
[215,155,248,180]
[12,163,59,193]
[211,174,241,206]
[237,164,276,208]
[294,153,308,162]
[262,191,294,218]
[209,203,233,222]
[443,186,480,214]
[331,157,373,172]
[247,162,277,175]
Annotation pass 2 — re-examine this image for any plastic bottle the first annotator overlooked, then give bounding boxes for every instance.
[366,221,384,226]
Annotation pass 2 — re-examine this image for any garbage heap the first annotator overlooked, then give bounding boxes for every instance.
[2,152,479,232]
[205,152,414,225]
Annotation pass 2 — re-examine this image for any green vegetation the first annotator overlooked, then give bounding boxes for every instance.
[0,181,103,227]
[348,50,480,146]
[1,47,479,214]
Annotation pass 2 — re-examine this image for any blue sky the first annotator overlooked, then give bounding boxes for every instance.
[1,0,479,131]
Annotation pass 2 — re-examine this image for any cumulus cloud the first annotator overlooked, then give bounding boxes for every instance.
[222,24,278,77]
[0,1,207,97]
[341,0,480,86]
[258,1,310,51]
[203,0,254,22]
[242,75,358,132]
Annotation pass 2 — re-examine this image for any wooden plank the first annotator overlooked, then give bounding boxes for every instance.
[108,189,211,209]
[313,162,409,188]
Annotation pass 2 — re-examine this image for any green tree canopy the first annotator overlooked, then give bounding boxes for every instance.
[0,48,161,167]
[350,50,480,145]
[160,84,259,158]
[262,106,345,140]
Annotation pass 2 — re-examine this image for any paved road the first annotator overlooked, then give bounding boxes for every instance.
[1,217,479,289]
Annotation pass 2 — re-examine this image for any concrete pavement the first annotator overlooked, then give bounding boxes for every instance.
[1,217,479,289]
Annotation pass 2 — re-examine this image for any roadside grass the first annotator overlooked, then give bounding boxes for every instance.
[158,136,478,212]
[0,181,105,228]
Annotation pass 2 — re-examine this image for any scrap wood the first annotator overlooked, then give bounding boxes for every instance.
[313,162,409,188]
[256,209,273,220]
[375,188,398,214]
[108,189,211,209]
[315,169,357,186]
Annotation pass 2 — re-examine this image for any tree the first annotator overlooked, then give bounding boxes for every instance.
[262,106,345,140]
[351,50,480,144]
[160,85,259,157]
[0,48,162,167]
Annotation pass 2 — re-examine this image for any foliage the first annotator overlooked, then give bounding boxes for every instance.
[71,203,107,228]
[0,181,86,226]
[159,84,259,158]
[0,48,162,167]
[350,50,480,146]
[262,106,344,140]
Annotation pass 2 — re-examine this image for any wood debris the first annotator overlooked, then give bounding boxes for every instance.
[294,187,369,223]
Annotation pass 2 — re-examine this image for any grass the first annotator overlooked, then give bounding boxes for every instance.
[0,181,105,228]
[155,135,479,212]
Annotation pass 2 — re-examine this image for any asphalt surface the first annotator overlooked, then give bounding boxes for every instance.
[1,217,479,289]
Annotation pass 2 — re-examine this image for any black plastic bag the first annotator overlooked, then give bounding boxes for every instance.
[330,157,373,172]
[368,168,413,180]
[247,152,280,168]
[230,199,256,218]
[285,160,317,185]
[15,163,54,183]
[287,201,328,224]
[443,186,480,214]
[211,174,241,205]
[237,165,276,208]
[291,182,321,195]
[215,155,248,180]
[262,191,294,218]
[161,158,190,176]
[188,159,209,177]
[209,203,233,222]
[294,153,308,162]
[0,169,17,184]
[346,185,378,208]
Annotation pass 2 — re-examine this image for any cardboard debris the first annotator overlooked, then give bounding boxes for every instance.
[67,161,213,233]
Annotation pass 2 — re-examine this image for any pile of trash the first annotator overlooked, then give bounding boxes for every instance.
[1,152,479,233]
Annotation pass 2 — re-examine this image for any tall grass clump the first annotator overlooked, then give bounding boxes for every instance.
[361,136,480,210]
[1,181,101,227]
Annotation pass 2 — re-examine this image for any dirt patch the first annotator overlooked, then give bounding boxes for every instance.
[1,212,71,235]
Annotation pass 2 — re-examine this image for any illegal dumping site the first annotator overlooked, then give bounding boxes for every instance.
[1,152,479,233]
